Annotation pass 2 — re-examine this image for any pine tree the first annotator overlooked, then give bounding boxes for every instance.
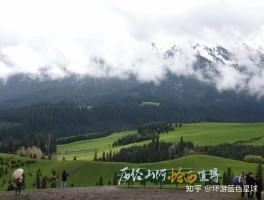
[155,135,160,150]
[109,150,112,162]
[99,176,104,186]
[106,152,109,161]
[36,170,41,189]
[256,163,263,191]
[178,136,184,156]
[93,151,97,161]
[102,152,106,162]
[112,151,116,162]
[226,167,232,184]
[113,171,118,185]
[222,171,227,185]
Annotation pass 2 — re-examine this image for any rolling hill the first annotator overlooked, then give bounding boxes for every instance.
[1,122,263,191]
[0,153,259,191]
[57,122,264,161]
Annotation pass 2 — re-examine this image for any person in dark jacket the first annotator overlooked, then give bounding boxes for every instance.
[239,172,247,198]
[255,176,263,200]
[246,172,255,200]
[61,170,69,189]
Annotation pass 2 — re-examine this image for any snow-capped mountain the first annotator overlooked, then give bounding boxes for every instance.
[1,42,264,111]
[1,41,264,123]
[161,42,264,69]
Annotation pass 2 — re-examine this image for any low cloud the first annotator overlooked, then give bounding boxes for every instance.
[0,0,264,97]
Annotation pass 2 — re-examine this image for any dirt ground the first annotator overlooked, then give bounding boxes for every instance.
[0,186,246,200]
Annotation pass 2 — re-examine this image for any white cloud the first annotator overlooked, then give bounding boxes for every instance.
[247,74,264,98]
[214,64,247,92]
[0,0,264,96]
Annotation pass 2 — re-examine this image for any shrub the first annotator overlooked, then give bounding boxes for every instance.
[244,155,264,164]
[99,176,104,186]
[10,161,16,164]
[25,160,36,164]
[7,184,15,191]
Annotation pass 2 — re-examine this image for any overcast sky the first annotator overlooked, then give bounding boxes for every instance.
[0,0,264,96]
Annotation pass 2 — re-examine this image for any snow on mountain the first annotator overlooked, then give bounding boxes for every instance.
[162,42,264,69]
[154,42,264,97]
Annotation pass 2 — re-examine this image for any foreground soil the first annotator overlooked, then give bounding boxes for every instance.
[0,186,245,200]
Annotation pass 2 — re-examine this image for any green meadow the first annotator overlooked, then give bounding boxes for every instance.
[0,153,259,191]
[57,122,264,161]
[57,131,140,160]
[160,122,264,146]
[140,102,160,107]
[1,122,264,191]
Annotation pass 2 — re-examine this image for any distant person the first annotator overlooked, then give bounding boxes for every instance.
[246,172,255,199]
[239,172,247,198]
[255,175,262,200]
[50,172,57,188]
[61,170,69,189]
[15,173,23,194]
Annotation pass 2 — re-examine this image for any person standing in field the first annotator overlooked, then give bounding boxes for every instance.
[50,172,57,188]
[239,172,247,198]
[61,170,69,189]
[246,172,255,200]
[15,174,23,194]
[255,175,263,200]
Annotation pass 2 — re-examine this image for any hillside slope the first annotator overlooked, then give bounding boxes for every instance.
[0,153,259,191]
[57,122,264,161]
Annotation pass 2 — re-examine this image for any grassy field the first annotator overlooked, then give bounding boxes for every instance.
[57,122,264,161]
[160,122,264,146]
[140,102,160,107]
[0,153,259,191]
[57,131,140,161]
[2,122,263,191]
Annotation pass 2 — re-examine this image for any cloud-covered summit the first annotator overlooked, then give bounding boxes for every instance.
[0,0,264,97]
